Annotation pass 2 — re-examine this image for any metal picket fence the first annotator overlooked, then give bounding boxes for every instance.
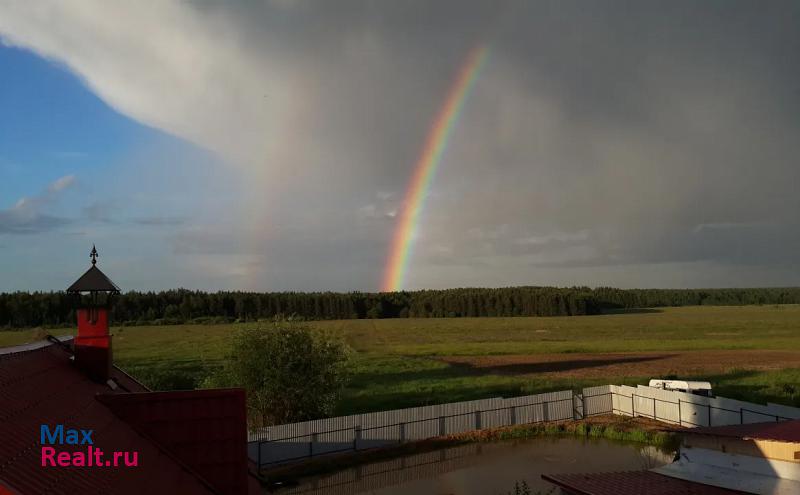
[582,384,798,427]
[250,390,576,468]
[250,384,800,469]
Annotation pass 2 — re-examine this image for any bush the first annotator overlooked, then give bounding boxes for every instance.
[204,320,351,426]
[130,366,202,391]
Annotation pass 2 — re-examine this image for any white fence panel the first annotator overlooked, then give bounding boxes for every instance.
[476,398,510,430]
[405,417,440,441]
[514,402,543,424]
[582,385,613,417]
[628,385,800,427]
[251,383,800,468]
[613,385,638,417]
[767,403,800,420]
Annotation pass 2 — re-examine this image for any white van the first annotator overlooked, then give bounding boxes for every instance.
[648,379,713,397]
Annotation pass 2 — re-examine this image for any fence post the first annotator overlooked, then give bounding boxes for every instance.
[510,405,517,425]
[310,432,318,458]
[653,397,657,420]
[678,399,682,426]
[740,409,744,425]
[582,394,587,419]
[399,422,406,443]
[439,416,445,436]
[475,410,482,430]
[542,402,548,422]
[631,395,635,417]
[708,404,712,427]
[354,426,361,451]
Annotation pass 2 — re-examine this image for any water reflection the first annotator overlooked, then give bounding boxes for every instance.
[272,437,673,495]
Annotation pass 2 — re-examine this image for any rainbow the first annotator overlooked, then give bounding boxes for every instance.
[382,45,489,292]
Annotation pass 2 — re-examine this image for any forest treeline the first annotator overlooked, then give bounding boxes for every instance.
[2,286,800,328]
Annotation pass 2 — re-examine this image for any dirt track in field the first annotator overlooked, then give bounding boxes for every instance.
[438,350,800,379]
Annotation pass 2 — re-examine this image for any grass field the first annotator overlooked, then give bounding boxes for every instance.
[2,305,799,415]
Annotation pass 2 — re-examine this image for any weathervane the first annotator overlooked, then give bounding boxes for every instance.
[90,245,98,265]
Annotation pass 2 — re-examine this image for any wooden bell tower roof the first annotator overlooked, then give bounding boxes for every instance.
[66,245,120,294]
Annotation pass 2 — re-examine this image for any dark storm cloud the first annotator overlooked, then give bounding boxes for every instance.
[1,1,798,289]
[132,216,186,227]
[407,0,800,285]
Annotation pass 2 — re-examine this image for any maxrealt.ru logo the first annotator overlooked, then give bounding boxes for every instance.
[40,425,139,467]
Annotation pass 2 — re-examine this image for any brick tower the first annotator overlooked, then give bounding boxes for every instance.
[66,245,120,382]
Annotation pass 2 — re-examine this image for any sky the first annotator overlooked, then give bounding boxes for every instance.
[0,0,798,292]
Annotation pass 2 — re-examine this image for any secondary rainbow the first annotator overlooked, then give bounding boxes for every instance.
[382,45,489,292]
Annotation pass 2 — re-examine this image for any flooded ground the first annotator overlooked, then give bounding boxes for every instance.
[271,437,674,495]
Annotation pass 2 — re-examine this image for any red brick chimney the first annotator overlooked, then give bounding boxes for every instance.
[67,245,120,382]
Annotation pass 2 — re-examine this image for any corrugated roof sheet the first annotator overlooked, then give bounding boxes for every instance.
[0,342,216,495]
[542,471,747,495]
[98,389,249,495]
[683,419,800,443]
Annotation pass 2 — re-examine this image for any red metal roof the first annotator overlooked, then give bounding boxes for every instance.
[542,471,747,495]
[0,479,20,495]
[98,389,249,495]
[0,342,218,495]
[681,419,800,443]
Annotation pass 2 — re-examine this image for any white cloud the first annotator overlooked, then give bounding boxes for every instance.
[48,174,75,193]
[0,175,76,234]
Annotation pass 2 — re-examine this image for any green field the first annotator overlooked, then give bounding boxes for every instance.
[2,305,799,415]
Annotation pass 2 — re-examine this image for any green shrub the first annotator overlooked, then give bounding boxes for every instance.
[204,319,352,426]
[130,367,201,391]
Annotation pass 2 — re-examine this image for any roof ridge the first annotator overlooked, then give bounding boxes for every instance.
[0,335,73,358]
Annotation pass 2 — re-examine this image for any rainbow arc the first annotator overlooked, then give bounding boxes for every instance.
[382,45,489,292]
